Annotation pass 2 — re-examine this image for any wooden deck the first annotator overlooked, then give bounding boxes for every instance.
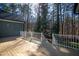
[0,37,79,56]
[0,37,50,56]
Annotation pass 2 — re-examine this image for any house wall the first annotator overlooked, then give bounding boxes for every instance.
[0,19,24,38]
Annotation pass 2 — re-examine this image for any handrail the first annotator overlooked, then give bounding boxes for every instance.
[20,31,43,42]
[52,33,79,50]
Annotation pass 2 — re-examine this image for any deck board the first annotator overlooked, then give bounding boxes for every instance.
[0,37,49,56]
[0,37,79,56]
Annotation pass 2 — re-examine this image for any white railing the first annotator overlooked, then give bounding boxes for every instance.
[20,31,79,49]
[52,34,79,50]
[20,31,43,44]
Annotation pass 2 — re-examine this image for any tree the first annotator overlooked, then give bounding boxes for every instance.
[35,3,48,33]
[51,3,60,34]
[18,4,30,31]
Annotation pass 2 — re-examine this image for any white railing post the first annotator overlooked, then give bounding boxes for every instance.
[41,33,42,42]
[20,31,21,36]
[25,31,26,40]
[31,31,33,41]
[52,34,58,46]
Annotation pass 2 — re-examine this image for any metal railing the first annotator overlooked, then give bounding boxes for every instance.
[52,34,79,50]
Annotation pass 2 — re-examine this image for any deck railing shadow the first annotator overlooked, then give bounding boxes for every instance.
[51,34,79,55]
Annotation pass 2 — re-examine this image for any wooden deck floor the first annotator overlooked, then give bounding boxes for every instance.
[0,37,79,56]
[0,37,50,56]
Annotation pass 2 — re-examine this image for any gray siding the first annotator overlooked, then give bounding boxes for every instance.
[0,20,24,38]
